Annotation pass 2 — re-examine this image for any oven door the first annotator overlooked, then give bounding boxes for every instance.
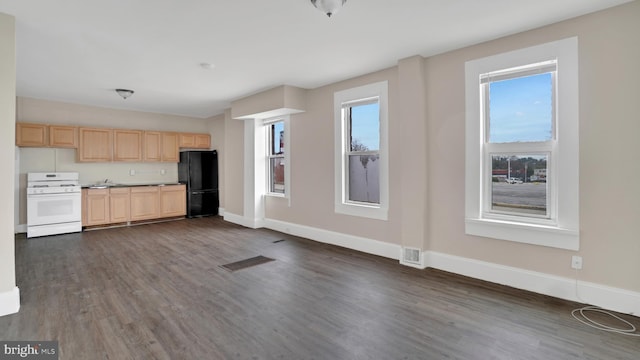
[27,192,82,226]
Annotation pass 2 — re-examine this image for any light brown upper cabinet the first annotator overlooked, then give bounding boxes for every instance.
[179,133,210,149]
[113,129,142,162]
[78,127,113,162]
[49,125,78,148]
[16,122,48,147]
[161,132,179,162]
[18,122,210,163]
[17,123,78,148]
[143,131,162,162]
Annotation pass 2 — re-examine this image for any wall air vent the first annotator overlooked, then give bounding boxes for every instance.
[400,247,426,269]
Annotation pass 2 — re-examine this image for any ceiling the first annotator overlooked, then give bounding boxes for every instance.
[0,0,632,119]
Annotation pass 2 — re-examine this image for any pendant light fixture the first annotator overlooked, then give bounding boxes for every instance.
[311,0,346,17]
[115,88,134,100]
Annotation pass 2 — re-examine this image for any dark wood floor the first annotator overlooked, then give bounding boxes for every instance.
[1,217,639,359]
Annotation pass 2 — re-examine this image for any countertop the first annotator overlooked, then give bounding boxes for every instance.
[81,182,184,189]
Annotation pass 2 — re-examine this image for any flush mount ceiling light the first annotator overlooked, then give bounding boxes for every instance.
[115,88,134,100]
[311,0,346,17]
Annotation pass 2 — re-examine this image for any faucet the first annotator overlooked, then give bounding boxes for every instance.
[104,179,110,184]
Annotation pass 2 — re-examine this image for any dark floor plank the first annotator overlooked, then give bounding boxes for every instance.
[1,216,639,359]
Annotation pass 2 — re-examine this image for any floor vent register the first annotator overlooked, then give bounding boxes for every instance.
[221,255,275,272]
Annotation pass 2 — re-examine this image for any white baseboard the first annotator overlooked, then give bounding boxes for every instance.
[15,223,26,234]
[264,218,401,260]
[0,287,20,317]
[220,215,640,317]
[222,211,247,227]
[222,212,265,229]
[425,251,640,316]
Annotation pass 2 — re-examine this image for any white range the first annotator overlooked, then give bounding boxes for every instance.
[27,172,82,238]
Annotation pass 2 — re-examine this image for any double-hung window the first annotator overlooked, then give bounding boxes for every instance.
[334,81,388,220]
[483,61,555,219]
[345,98,380,204]
[465,37,579,250]
[265,118,287,196]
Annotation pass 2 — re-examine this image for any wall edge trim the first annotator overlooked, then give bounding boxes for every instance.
[0,287,20,317]
[223,212,264,229]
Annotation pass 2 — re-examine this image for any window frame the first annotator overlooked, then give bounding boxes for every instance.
[464,37,579,250]
[334,81,388,220]
[264,116,290,198]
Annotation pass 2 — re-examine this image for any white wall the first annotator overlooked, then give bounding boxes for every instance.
[0,12,19,317]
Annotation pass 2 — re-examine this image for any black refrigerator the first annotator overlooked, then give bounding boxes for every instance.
[178,150,219,218]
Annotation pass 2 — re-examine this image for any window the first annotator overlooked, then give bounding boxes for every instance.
[265,118,289,196]
[484,62,554,220]
[334,81,388,220]
[346,99,380,203]
[465,38,579,250]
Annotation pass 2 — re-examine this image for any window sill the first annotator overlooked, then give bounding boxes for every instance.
[335,202,388,221]
[265,192,291,207]
[465,217,579,250]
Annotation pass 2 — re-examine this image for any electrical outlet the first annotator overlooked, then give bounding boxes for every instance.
[129,169,135,176]
[571,255,583,270]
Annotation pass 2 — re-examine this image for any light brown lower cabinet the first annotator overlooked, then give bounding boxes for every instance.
[160,185,187,217]
[130,187,160,221]
[85,188,110,226]
[83,185,186,227]
[109,187,130,223]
